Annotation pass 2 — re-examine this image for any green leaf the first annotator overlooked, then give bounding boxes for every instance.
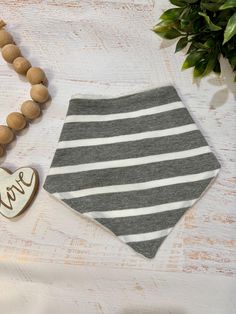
[227,39,236,51]
[229,53,236,67]
[224,12,236,44]
[170,0,187,6]
[193,60,207,77]
[219,0,236,10]
[213,59,221,73]
[194,56,217,77]
[217,10,233,26]
[192,18,202,32]
[199,12,222,31]
[186,0,198,3]
[187,42,196,54]
[159,29,183,39]
[201,2,222,11]
[160,8,183,21]
[153,21,172,33]
[175,37,188,52]
[182,51,205,70]
[180,6,190,19]
[203,38,216,48]
[153,22,182,39]
[203,57,217,75]
[180,19,190,31]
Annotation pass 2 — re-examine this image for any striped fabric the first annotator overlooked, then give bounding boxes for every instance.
[44,86,220,258]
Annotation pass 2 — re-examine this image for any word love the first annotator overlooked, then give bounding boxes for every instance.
[0,167,39,218]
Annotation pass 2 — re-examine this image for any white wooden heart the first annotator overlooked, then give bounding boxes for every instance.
[0,167,39,218]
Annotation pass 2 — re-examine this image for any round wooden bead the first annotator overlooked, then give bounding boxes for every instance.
[21,100,41,120]
[30,84,49,103]
[0,125,14,144]
[2,44,21,63]
[7,112,26,131]
[27,67,46,85]
[0,145,5,157]
[0,30,13,48]
[13,57,31,75]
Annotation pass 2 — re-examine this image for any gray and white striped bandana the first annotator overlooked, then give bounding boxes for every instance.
[44,86,220,258]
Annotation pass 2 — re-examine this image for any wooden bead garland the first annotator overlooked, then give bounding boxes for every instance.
[30,84,49,103]
[21,100,41,120]
[13,57,31,75]
[7,112,27,131]
[2,44,21,63]
[27,67,46,85]
[0,125,14,144]
[0,20,50,157]
[0,29,13,48]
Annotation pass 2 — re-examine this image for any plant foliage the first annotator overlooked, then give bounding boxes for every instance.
[153,0,236,81]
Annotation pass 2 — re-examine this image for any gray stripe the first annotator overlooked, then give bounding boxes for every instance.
[60,108,192,141]
[51,130,207,167]
[45,153,219,193]
[68,86,180,115]
[59,178,213,213]
[96,207,188,236]
[127,237,166,258]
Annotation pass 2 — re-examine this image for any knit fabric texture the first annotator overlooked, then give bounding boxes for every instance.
[44,86,221,258]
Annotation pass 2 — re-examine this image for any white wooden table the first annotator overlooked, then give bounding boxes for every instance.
[0,1,236,313]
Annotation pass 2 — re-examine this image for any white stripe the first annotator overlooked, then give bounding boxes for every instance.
[53,169,219,200]
[83,199,197,219]
[57,124,198,149]
[65,101,184,123]
[118,227,172,243]
[49,146,211,175]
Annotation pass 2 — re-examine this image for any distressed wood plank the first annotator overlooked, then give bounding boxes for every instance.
[0,262,236,314]
[0,0,235,295]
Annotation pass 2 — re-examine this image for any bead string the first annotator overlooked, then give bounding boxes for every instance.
[0,20,50,158]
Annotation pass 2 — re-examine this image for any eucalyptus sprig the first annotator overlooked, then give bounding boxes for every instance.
[153,0,236,81]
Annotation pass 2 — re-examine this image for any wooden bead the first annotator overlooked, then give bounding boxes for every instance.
[0,145,5,157]
[7,112,26,131]
[13,57,31,75]
[27,67,46,85]
[0,20,6,28]
[0,30,13,48]
[30,84,49,103]
[2,44,21,63]
[0,125,14,144]
[21,100,41,120]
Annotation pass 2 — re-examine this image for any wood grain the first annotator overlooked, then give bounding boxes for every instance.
[0,0,235,312]
[1,262,236,314]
